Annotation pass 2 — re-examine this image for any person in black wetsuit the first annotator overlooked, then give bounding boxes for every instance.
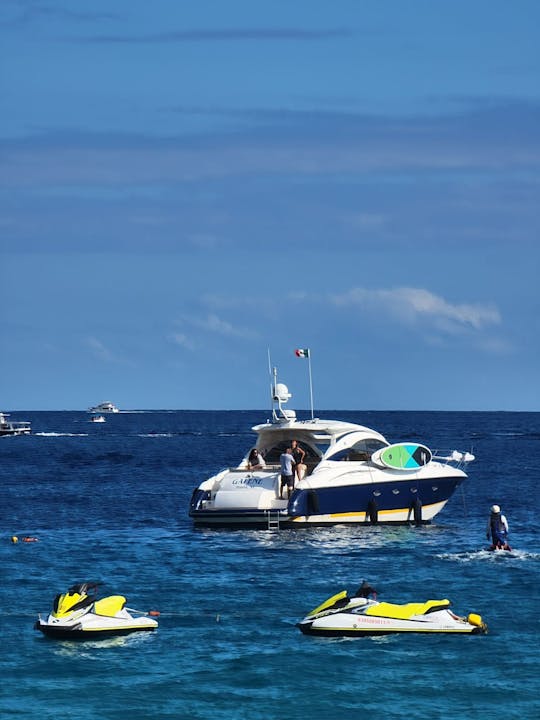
[291,439,306,481]
[354,580,377,599]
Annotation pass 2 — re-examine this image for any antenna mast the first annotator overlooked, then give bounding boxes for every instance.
[307,351,314,420]
[267,348,273,414]
[294,347,315,419]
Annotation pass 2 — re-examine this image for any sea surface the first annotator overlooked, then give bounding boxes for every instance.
[1,410,539,720]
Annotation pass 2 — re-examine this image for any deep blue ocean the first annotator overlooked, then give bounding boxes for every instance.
[1,410,539,720]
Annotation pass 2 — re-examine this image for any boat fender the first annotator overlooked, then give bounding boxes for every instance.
[411,498,422,526]
[367,499,378,524]
[306,490,319,516]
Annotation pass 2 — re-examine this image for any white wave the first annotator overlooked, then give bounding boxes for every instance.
[436,548,539,562]
[52,631,154,655]
[35,432,89,437]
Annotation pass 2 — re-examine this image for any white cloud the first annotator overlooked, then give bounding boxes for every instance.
[83,336,117,361]
[174,312,257,342]
[196,313,256,339]
[331,286,501,332]
[169,332,196,351]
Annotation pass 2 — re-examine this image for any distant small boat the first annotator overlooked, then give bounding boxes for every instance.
[90,415,106,423]
[88,402,119,413]
[0,411,31,437]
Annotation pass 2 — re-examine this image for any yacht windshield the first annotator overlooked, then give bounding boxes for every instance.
[326,438,387,462]
[263,440,320,464]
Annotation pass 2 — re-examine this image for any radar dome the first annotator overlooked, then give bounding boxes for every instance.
[273,383,291,403]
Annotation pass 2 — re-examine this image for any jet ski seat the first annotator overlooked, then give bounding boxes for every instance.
[93,595,127,617]
[365,599,451,620]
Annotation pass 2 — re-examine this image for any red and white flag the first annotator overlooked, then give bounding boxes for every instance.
[295,348,310,358]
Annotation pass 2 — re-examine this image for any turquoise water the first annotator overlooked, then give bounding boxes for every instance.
[1,410,539,719]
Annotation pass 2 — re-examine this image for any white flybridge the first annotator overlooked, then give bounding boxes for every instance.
[89,402,119,413]
[189,352,474,528]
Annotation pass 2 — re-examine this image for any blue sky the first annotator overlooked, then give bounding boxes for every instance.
[1,0,539,411]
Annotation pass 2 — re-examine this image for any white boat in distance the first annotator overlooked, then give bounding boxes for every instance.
[88,402,119,413]
[0,411,31,437]
[189,367,474,528]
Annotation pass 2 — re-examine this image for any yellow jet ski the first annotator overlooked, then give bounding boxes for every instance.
[35,582,158,639]
[297,589,487,637]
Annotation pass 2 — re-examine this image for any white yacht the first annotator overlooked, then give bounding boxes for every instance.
[189,367,474,528]
[88,402,119,413]
[0,411,31,437]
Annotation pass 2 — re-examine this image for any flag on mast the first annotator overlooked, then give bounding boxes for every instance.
[295,348,310,358]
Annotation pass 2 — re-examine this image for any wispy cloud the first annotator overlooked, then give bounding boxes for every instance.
[194,286,501,336]
[168,332,196,351]
[76,27,353,45]
[0,1,120,27]
[172,313,257,345]
[83,336,117,362]
[331,286,501,332]
[3,100,539,189]
[193,313,257,339]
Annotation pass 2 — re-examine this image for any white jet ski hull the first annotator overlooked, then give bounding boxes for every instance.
[298,610,485,636]
[297,593,487,637]
[35,610,158,639]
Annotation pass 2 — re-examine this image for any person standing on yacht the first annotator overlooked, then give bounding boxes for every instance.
[280,448,295,499]
[291,439,306,482]
[486,504,511,550]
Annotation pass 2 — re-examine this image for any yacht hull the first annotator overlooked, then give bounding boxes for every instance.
[0,428,31,437]
[189,472,464,527]
[190,509,290,528]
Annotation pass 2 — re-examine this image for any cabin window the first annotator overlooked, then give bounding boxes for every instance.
[326,438,387,462]
[263,440,320,464]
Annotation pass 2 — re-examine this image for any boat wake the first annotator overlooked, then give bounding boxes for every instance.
[53,632,154,654]
[436,548,538,562]
[35,432,89,437]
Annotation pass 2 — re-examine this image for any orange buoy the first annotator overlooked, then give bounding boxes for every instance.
[148,610,160,617]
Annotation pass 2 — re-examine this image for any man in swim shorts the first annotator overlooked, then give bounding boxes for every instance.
[280,447,295,499]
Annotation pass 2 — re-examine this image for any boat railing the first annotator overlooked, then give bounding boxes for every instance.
[229,465,281,473]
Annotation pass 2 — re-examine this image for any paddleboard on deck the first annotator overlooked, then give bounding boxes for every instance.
[371,443,432,470]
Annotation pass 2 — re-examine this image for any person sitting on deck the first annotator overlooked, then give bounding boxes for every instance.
[247,448,266,471]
